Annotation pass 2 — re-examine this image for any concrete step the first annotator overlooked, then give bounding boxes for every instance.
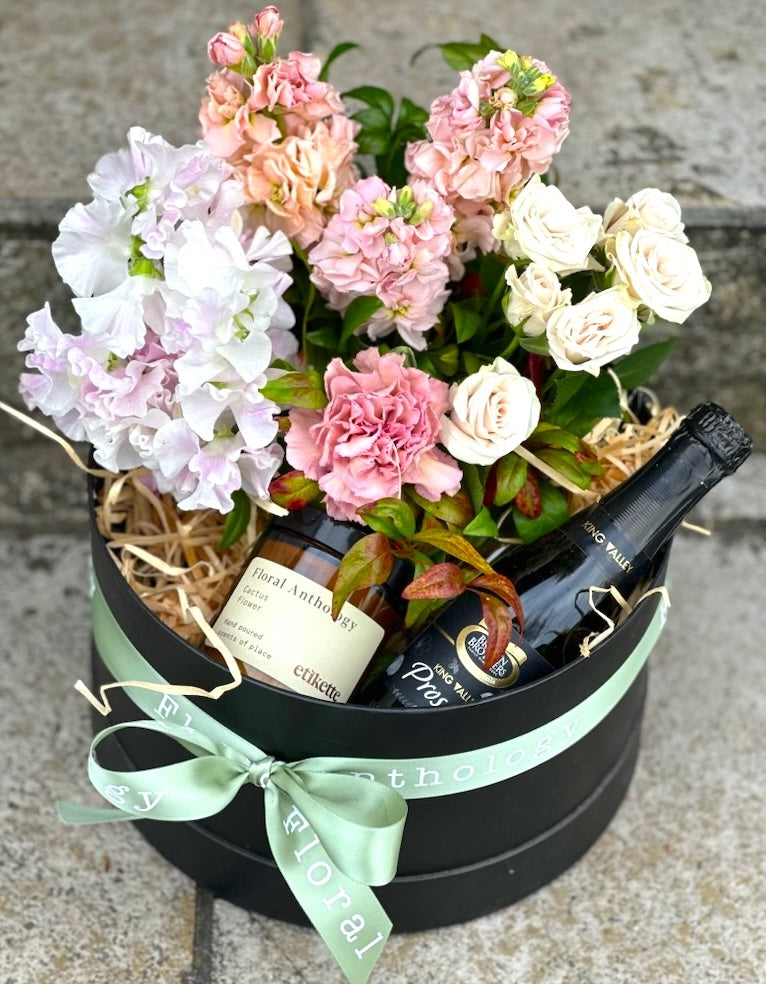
[2,0,764,450]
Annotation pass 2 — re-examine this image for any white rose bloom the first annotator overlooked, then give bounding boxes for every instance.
[546,286,641,376]
[440,357,541,466]
[493,176,602,275]
[611,229,711,323]
[602,188,687,243]
[505,262,572,336]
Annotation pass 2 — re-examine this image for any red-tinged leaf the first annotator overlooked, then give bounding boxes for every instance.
[411,529,494,574]
[332,533,393,619]
[408,488,474,527]
[401,562,467,601]
[477,592,513,670]
[469,573,524,636]
[268,471,321,510]
[513,470,542,519]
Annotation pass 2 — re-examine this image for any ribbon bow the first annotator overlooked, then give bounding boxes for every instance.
[59,717,406,984]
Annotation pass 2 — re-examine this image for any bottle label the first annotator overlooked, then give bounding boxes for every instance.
[382,596,556,708]
[213,557,384,702]
[563,507,644,579]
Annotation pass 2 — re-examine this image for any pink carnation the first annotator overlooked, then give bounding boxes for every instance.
[285,349,462,522]
[308,176,455,348]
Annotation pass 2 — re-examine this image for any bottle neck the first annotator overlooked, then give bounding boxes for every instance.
[594,427,724,559]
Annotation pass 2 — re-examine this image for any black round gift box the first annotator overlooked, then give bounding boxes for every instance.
[88,491,668,933]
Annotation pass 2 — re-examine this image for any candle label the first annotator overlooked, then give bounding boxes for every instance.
[213,557,384,702]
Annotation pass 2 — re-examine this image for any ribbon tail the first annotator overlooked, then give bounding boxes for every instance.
[264,786,391,984]
[57,801,137,824]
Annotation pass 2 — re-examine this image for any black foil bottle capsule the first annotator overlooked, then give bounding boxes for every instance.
[376,403,752,708]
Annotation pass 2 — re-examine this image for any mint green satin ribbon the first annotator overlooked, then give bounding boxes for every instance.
[59,581,667,984]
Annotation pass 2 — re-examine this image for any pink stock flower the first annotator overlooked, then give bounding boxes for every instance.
[308,176,455,347]
[406,50,570,265]
[250,52,345,119]
[285,349,462,522]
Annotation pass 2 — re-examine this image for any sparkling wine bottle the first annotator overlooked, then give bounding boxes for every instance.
[375,403,752,708]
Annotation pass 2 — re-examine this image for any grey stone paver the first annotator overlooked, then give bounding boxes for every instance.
[0,535,197,984]
[2,0,763,210]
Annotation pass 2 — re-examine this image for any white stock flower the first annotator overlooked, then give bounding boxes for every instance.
[505,262,572,336]
[52,198,134,296]
[545,286,641,376]
[611,229,711,323]
[602,188,687,243]
[493,175,602,275]
[440,357,540,466]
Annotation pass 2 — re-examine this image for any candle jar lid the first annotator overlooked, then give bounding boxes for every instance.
[269,505,412,607]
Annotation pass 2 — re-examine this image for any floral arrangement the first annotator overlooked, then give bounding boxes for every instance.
[16,7,711,662]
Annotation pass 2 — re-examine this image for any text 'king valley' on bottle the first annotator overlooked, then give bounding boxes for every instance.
[375,403,752,709]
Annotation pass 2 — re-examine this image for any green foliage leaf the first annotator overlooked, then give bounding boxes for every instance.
[546,371,622,434]
[526,422,582,454]
[260,370,327,409]
[218,490,251,551]
[305,325,341,350]
[513,479,571,543]
[451,301,482,344]
[493,453,528,506]
[358,497,417,540]
[612,338,679,389]
[535,447,595,490]
[405,596,445,632]
[332,533,393,619]
[462,506,499,538]
[518,334,551,356]
[343,85,395,116]
[436,36,503,72]
[340,295,385,347]
[543,369,589,413]
[319,42,359,81]
[429,343,460,377]
[461,462,486,515]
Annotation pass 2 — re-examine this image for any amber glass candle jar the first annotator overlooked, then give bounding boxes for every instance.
[209,507,408,703]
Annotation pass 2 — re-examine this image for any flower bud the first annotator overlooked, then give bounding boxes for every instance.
[207,31,246,67]
[253,6,284,40]
[252,5,283,61]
